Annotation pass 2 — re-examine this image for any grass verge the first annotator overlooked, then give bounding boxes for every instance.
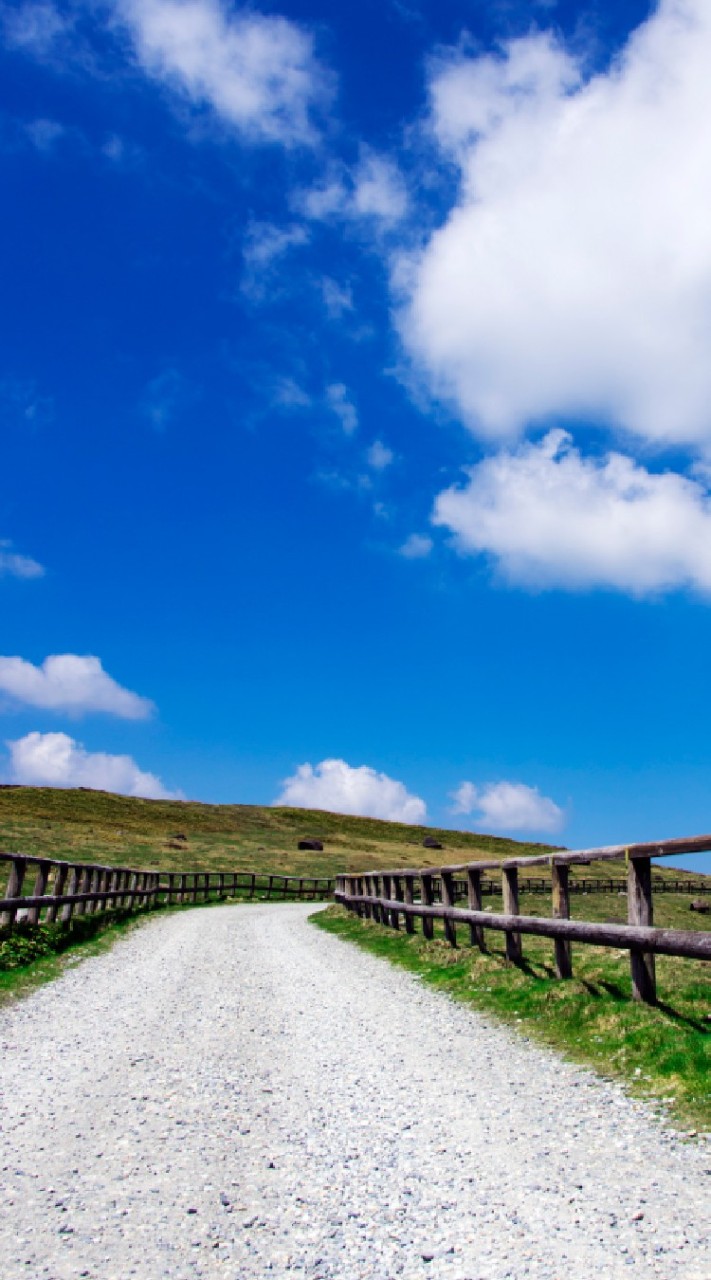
[313,902,711,1133]
[0,908,162,1008]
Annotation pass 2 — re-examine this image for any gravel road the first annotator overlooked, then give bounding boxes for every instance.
[1,903,709,1280]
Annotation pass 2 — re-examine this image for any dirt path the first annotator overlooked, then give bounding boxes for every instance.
[1,903,708,1279]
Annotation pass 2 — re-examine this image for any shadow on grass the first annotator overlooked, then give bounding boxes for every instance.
[655,999,710,1034]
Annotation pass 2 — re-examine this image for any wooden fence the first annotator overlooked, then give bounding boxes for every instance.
[446,876,710,898]
[0,851,334,930]
[334,833,711,1005]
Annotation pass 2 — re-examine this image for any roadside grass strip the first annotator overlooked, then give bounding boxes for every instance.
[313,896,711,1133]
[0,909,154,1007]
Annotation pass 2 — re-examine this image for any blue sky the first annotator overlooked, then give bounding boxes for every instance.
[2,0,711,869]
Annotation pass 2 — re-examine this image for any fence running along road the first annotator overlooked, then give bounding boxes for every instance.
[0,851,334,930]
[3,837,711,1008]
[335,833,711,1006]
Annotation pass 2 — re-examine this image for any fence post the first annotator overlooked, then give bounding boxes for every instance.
[466,867,486,951]
[363,875,376,916]
[73,867,89,916]
[502,866,522,963]
[628,855,656,1004]
[390,875,401,929]
[403,874,415,933]
[46,863,68,924]
[368,875,379,923]
[90,867,103,913]
[106,868,118,909]
[441,871,456,947]
[99,868,111,912]
[27,862,50,925]
[421,873,434,940]
[1,856,27,929]
[381,874,393,927]
[551,861,572,978]
[93,868,103,912]
[59,865,79,923]
[361,875,372,919]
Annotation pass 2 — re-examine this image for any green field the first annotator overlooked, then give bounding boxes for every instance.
[1,785,708,886]
[0,784,560,883]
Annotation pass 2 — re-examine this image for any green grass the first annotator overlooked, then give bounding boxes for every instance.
[314,898,711,1132]
[1,785,707,887]
[0,785,561,885]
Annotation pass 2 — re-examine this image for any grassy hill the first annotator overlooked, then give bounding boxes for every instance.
[0,785,556,881]
[0,785,706,885]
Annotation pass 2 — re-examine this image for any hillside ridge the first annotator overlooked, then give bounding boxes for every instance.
[0,786,704,882]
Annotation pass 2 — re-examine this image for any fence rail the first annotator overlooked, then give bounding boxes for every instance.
[335,833,711,1006]
[0,851,334,929]
[444,876,711,899]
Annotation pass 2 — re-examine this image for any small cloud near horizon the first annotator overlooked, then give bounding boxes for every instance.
[450,779,564,834]
[273,757,427,824]
[5,730,176,799]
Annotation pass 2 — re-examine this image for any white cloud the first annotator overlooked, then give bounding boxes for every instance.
[114,0,332,147]
[2,1,70,58]
[351,151,408,224]
[6,731,175,799]
[399,533,433,559]
[449,780,478,815]
[298,176,348,221]
[366,440,394,471]
[450,779,564,834]
[241,221,309,299]
[0,541,44,580]
[298,152,408,227]
[434,429,711,596]
[400,1,711,449]
[325,382,358,435]
[274,757,427,824]
[243,221,309,271]
[320,276,353,319]
[272,376,311,410]
[24,117,65,151]
[0,654,154,718]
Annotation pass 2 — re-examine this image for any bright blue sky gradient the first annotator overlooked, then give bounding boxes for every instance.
[2,0,711,869]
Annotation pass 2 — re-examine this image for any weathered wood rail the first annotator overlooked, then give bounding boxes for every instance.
[0,851,334,930]
[335,834,711,1005]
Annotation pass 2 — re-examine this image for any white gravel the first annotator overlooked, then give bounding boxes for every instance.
[1,903,709,1280]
